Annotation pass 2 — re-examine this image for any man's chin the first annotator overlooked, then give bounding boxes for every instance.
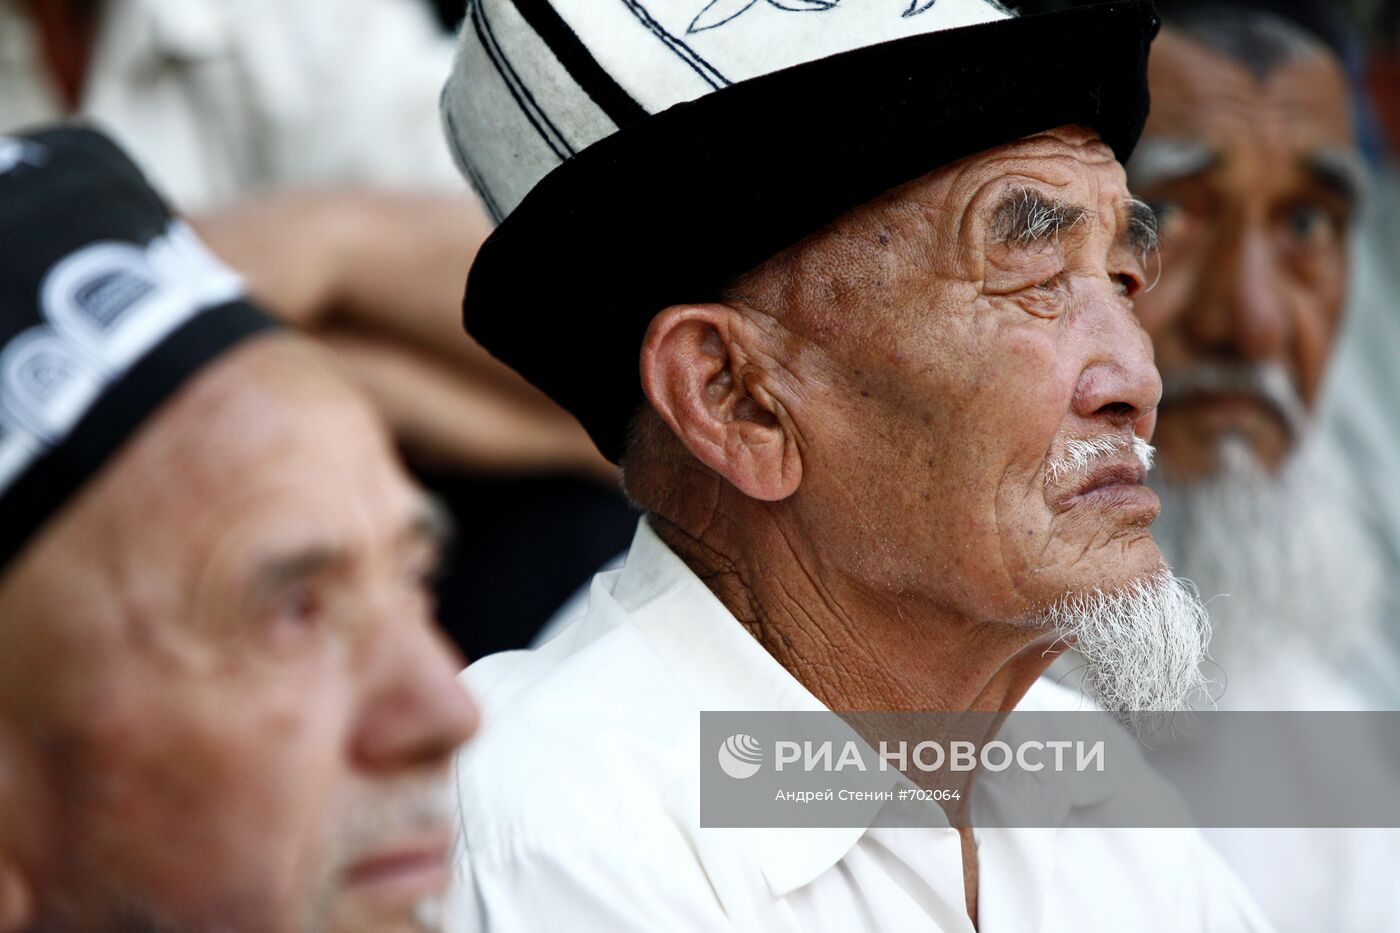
[1045,542,1170,612]
[1149,431,1384,684]
[322,885,448,933]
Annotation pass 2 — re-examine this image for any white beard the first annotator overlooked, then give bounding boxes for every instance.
[1150,433,1384,708]
[1027,570,1214,725]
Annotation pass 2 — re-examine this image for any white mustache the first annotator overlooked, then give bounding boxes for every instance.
[334,781,455,867]
[1046,435,1156,484]
[1160,361,1308,439]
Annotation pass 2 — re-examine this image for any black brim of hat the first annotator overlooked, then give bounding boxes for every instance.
[464,1,1160,463]
[0,299,277,572]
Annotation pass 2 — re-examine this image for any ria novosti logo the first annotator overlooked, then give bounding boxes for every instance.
[716,733,1108,779]
[718,733,764,779]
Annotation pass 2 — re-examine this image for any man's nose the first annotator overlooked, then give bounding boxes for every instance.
[352,618,480,772]
[1187,224,1290,362]
[1073,296,1162,434]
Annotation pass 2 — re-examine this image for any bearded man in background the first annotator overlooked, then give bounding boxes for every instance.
[1120,4,1400,931]
[1127,0,1391,708]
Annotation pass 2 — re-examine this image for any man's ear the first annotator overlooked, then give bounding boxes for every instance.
[639,304,802,501]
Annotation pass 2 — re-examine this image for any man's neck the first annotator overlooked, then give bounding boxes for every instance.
[650,504,1058,715]
[651,491,1057,931]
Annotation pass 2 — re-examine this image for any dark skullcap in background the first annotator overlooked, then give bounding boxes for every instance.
[0,126,277,575]
[1010,0,1348,57]
[1154,0,1348,56]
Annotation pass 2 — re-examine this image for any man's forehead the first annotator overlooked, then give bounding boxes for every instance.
[65,341,408,558]
[1146,29,1351,142]
[1134,31,1356,197]
[805,130,1133,260]
[148,342,384,481]
[836,130,1121,234]
[944,135,1131,225]
[743,127,1132,314]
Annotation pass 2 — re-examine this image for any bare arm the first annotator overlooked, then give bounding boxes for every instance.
[317,327,616,482]
[193,191,609,474]
[193,190,542,395]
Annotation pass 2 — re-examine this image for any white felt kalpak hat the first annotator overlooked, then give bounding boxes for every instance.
[441,0,1160,461]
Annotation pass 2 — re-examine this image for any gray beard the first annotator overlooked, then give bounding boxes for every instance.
[1151,433,1384,707]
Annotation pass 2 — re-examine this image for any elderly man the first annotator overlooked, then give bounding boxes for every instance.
[0,128,478,932]
[1119,0,1394,707]
[439,2,1270,930]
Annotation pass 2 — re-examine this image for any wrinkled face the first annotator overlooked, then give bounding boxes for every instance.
[0,337,478,932]
[757,126,1164,623]
[1129,27,1357,480]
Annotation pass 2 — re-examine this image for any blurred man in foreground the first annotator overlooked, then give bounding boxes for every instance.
[4,0,636,657]
[0,128,478,932]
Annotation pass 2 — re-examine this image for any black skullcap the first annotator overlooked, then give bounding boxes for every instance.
[1154,0,1349,59]
[0,126,278,574]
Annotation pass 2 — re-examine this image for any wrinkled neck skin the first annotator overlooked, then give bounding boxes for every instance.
[650,483,1062,717]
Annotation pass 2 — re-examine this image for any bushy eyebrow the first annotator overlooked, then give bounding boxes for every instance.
[989,187,1156,261]
[1130,138,1366,214]
[1123,198,1159,257]
[990,187,1091,248]
[250,545,350,603]
[1306,146,1368,209]
[1126,137,1218,192]
[248,496,454,601]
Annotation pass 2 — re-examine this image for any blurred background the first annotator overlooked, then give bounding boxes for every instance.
[4,6,1399,930]
[421,0,1400,688]
[4,0,1398,685]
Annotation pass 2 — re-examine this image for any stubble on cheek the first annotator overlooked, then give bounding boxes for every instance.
[44,676,342,932]
[993,434,1163,611]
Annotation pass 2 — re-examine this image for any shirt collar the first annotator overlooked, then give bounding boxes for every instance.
[609,518,901,897]
[606,521,1127,895]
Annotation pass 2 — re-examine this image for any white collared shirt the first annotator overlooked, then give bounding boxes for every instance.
[447,519,1272,932]
[0,0,464,210]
